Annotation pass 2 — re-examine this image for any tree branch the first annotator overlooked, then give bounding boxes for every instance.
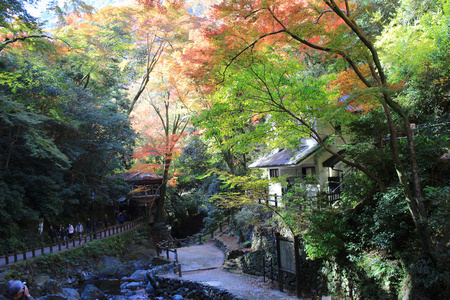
[313,9,348,24]
[1,35,52,52]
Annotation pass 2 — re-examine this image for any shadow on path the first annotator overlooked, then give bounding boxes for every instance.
[162,242,300,300]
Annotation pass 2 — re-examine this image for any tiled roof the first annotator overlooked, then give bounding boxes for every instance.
[249,143,320,168]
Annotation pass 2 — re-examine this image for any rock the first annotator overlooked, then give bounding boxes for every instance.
[35,275,51,287]
[126,269,147,281]
[80,284,107,300]
[125,282,140,290]
[98,255,121,267]
[172,295,184,300]
[77,271,93,282]
[95,256,122,278]
[120,282,129,289]
[44,279,64,295]
[147,262,178,277]
[36,295,68,300]
[145,282,155,294]
[62,288,81,300]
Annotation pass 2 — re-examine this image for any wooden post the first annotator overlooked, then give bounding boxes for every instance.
[174,248,178,263]
[32,248,36,258]
[22,251,26,261]
[5,254,9,265]
[177,263,182,277]
[58,241,62,251]
[14,251,18,263]
[166,246,169,260]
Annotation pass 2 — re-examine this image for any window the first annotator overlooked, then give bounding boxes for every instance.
[269,169,279,178]
[302,166,316,176]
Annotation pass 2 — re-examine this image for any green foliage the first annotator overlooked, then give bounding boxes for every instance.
[0,23,135,252]
[303,211,348,260]
[6,226,150,281]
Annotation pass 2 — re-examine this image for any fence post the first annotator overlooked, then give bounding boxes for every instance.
[22,251,26,261]
[166,246,169,260]
[270,257,274,284]
[263,252,266,282]
[5,253,9,265]
[58,242,62,251]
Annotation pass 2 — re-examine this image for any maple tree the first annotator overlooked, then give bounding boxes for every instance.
[189,0,440,260]
[132,84,190,223]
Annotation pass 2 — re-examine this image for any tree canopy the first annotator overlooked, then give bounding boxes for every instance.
[0,0,449,297]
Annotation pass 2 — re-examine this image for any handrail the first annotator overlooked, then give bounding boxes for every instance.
[156,218,230,258]
[0,218,143,266]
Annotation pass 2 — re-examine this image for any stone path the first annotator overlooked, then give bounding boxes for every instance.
[162,242,300,300]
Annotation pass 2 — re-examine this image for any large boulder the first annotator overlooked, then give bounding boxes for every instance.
[35,275,51,287]
[94,256,122,278]
[43,279,63,295]
[80,284,107,300]
[122,269,147,281]
[62,288,81,300]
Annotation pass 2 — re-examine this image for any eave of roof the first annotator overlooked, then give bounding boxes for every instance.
[322,150,346,167]
[111,171,163,184]
[249,143,320,168]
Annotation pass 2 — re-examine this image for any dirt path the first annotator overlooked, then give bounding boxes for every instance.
[162,242,299,300]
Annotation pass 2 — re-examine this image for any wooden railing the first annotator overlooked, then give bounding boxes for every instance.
[156,218,230,262]
[0,218,143,266]
[258,192,342,209]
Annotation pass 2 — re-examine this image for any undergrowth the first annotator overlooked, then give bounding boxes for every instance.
[5,225,152,283]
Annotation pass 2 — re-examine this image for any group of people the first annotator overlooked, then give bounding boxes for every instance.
[47,214,112,244]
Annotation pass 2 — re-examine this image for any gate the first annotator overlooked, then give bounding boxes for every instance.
[276,234,301,298]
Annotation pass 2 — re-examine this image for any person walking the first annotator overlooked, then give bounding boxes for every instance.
[75,221,84,238]
[58,226,67,245]
[67,224,74,239]
[104,214,109,229]
[86,218,92,234]
[48,226,56,244]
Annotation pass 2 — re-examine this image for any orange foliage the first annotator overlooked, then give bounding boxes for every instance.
[331,67,370,95]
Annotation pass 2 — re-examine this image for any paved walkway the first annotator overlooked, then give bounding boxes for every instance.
[162,242,300,300]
